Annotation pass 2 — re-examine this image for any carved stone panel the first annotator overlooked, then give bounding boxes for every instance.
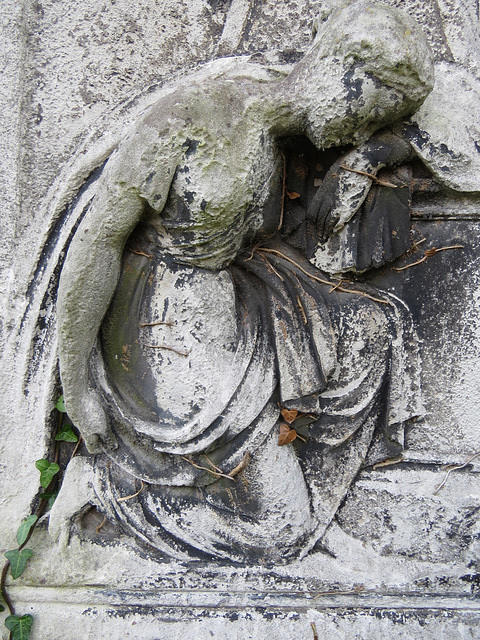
[1,1,479,638]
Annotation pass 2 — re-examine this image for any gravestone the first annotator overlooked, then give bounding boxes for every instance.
[1,1,479,638]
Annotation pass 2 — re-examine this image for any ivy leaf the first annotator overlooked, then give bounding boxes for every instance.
[55,395,66,412]
[35,459,60,489]
[280,408,298,424]
[5,614,33,640]
[16,515,38,545]
[286,189,301,200]
[39,491,58,508]
[4,549,33,579]
[55,424,78,442]
[278,423,297,446]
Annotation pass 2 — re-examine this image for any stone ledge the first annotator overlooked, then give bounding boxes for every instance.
[3,593,480,640]
[7,586,480,611]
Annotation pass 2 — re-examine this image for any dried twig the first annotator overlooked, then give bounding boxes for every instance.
[313,584,365,599]
[256,247,332,285]
[181,456,235,481]
[255,248,388,304]
[339,164,398,188]
[393,245,464,271]
[296,295,308,325]
[95,515,107,534]
[202,455,224,474]
[409,237,427,252]
[243,240,263,263]
[329,279,344,293]
[311,622,319,640]
[127,248,153,259]
[372,455,404,470]
[433,451,480,495]
[140,342,191,356]
[69,435,83,461]
[117,481,145,503]
[139,320,174,328]
[258,251,285,282]
[228,451,251,478]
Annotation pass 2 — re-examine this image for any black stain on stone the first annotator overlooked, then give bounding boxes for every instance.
[182,138,199,157]
[184,191,196,204]
[402,124,430,149]
[460,573,480,594]
[226,612,239,621]
[35,103,43,125]
[279,49,303,64]
[438,142,461,159]
[207,0,231,12]
[342,68,364,102]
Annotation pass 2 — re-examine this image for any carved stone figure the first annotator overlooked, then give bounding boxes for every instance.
[53,1,435,563]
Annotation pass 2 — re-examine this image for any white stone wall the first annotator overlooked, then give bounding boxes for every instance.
[1,1,480,638]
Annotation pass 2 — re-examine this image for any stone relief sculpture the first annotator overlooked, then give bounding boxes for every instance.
[50,0,442,563]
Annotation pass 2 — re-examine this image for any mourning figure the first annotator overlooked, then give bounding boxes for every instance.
[54,1,435,563]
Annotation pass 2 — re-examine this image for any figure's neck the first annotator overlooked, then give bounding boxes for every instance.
[265,81,307,139]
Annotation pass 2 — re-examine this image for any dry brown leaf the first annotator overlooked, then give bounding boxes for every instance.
[294,164,308,180]
[278,423,297,446]
[286,190,301,200]
[281,408,298,424]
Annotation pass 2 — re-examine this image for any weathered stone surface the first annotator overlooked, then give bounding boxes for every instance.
[1,1,480,639]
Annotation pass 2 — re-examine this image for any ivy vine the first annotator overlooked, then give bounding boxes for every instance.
[0,395,79,640]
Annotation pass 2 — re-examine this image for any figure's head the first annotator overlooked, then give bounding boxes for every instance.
[284,0,434,148]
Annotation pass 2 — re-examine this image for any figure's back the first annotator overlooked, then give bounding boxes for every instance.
[128,62,288,268]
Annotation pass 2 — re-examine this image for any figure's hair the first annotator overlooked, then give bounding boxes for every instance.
[283,1,434,148]
[312,0,434,100]
[312,0,354,35]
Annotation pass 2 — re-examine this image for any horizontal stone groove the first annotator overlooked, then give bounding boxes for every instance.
[412,214,480,220]
[411,204,480,220]
[8,587,480,611]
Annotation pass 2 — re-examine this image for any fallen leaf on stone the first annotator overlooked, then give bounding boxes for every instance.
[278,423,297,445]
[281,408,298,424]
[294,164,308,180]
[286,190,300,199]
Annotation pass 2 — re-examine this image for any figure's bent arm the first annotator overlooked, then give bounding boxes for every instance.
[309,131,414,241]
[58,129,178,453]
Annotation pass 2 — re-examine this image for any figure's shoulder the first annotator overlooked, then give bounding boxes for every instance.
[135,56,290,130]
[190,55,292,85]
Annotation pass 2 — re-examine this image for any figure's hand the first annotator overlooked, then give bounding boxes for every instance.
[66,392,118,454]
[48,456,99,547]
[308,159,372,242]
[309,131,414,243]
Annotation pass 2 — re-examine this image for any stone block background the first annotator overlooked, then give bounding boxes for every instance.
[1,1,479,638]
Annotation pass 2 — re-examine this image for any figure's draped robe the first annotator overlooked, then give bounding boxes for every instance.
[89,202,421,562]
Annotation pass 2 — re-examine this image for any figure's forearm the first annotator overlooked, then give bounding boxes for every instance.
[312,131,413,239]
[355,130,414,171]
[57,183,144,450]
